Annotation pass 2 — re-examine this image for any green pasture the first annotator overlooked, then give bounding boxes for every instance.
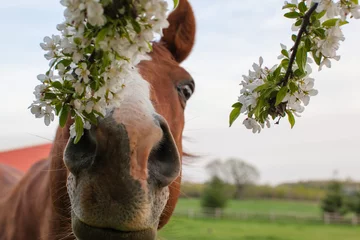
[174,198,321,216]
[159,216,360,240]
[158,198,359,240]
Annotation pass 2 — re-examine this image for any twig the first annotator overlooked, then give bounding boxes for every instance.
[282,3,319,86]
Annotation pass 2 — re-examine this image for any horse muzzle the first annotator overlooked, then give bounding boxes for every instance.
[72,214,156,240]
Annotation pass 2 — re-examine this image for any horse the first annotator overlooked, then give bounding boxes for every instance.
[0,0,196,239]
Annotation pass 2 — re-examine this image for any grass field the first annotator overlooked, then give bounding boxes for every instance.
[174,198,321,216]
[159,216,360,240]
[158,199,360,240]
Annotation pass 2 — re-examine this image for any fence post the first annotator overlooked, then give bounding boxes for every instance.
[270,212,276,222]
[215,208,222,219]
[324,213,330,225]
[188,209,194,219]
[351,215,358,226]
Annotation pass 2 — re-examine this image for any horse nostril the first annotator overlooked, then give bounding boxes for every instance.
[148,115,181,188]
[64,128,97,176]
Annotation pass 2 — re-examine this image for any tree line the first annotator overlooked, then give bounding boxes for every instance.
[182,158,360,217]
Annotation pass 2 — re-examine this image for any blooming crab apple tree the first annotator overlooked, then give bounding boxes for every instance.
[229,0,359,133]
[29,0,178,143]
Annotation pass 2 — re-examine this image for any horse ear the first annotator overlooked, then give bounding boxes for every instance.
[161,0,196,63]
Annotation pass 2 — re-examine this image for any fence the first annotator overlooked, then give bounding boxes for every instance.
[173,208,360,226]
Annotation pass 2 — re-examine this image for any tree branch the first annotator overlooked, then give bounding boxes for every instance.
[282,3,319,86]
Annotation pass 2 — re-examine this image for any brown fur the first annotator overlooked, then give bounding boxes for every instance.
[0,0,196,239]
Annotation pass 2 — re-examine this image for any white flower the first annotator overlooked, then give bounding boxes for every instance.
[69,124,76,139]
[40,35,61,60]
[283,93,305,113]
[72,51,83,63]
[75,63,90,83]
[74,82,85,95]
[37,71,57,83]
[57,63,66,76]
[316,0,339,19]
[85,101,95,113]
[338,2,360,20]
[320,58,330,71]
[278,44,291,59]
[30,105,44,118]
[31,0,173,135]
[73,99,83,111]
[33,85,46,99]
[86,0,106,26]
[44,105,55,126]
[30,103,54,126]
[317,25,345,58]
[243,118,262,133]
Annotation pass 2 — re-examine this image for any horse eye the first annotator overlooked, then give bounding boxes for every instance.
[177,83,194,101]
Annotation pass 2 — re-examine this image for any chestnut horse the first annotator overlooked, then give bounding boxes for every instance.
[0,1,196,239]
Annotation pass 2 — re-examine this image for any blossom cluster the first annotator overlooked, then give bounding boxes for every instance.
[29,0,171,143]
[230,0,359,133]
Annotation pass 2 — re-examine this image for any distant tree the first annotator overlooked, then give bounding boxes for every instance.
[206,158,260,199]
[345,191,360,216]
[205,159,223,178]
[321,181,347,216]
[201,176,229,212]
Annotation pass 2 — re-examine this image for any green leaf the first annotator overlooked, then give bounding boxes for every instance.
[322,19,349,27]
[294,69,304,77]
[51,81,63,90]
[298,2,307,13]
[83,112,98,125]
[93,110,105,118]
[59,105,70,127]
[262,88,276,99]
[313,28,326,39]
[352,0,359,5]
[55,102,62,115]
[130,18,141,34]
[272,66,282,80]
[281,49,289,58]
[289,81,298,93]
[281,58,290,70]
[55,59,72,68]
[284,12,301,19]
[254,82,271,92]
[282,3,297,9]
[43,93,57,100]
[229,104,242,127]
[291,34,297,42]
[296,45,307,73]
[315,10,326,20]
[295,19,303,27]
[312,50,322,66]
[232,102,242,108]
[304,37,312,52]
[147,41,153,52]
[74,38,82,45]
[286,110,296,128]
[173,0,179,9]
[95,27,108,48]
[74,115,84,144]
[275,86,288,106]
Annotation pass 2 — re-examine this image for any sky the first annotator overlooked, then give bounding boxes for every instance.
[0,0,359,185]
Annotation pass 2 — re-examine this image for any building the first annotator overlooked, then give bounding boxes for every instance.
[0,144,52,172]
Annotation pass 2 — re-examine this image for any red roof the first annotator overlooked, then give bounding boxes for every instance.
[0,144,52,172]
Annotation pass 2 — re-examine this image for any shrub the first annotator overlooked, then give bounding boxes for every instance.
[201,176,230,211]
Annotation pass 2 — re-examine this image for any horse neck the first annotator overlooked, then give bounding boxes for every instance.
[0,160,54,240]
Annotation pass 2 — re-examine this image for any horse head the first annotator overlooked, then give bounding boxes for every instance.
[49,0,196,239]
